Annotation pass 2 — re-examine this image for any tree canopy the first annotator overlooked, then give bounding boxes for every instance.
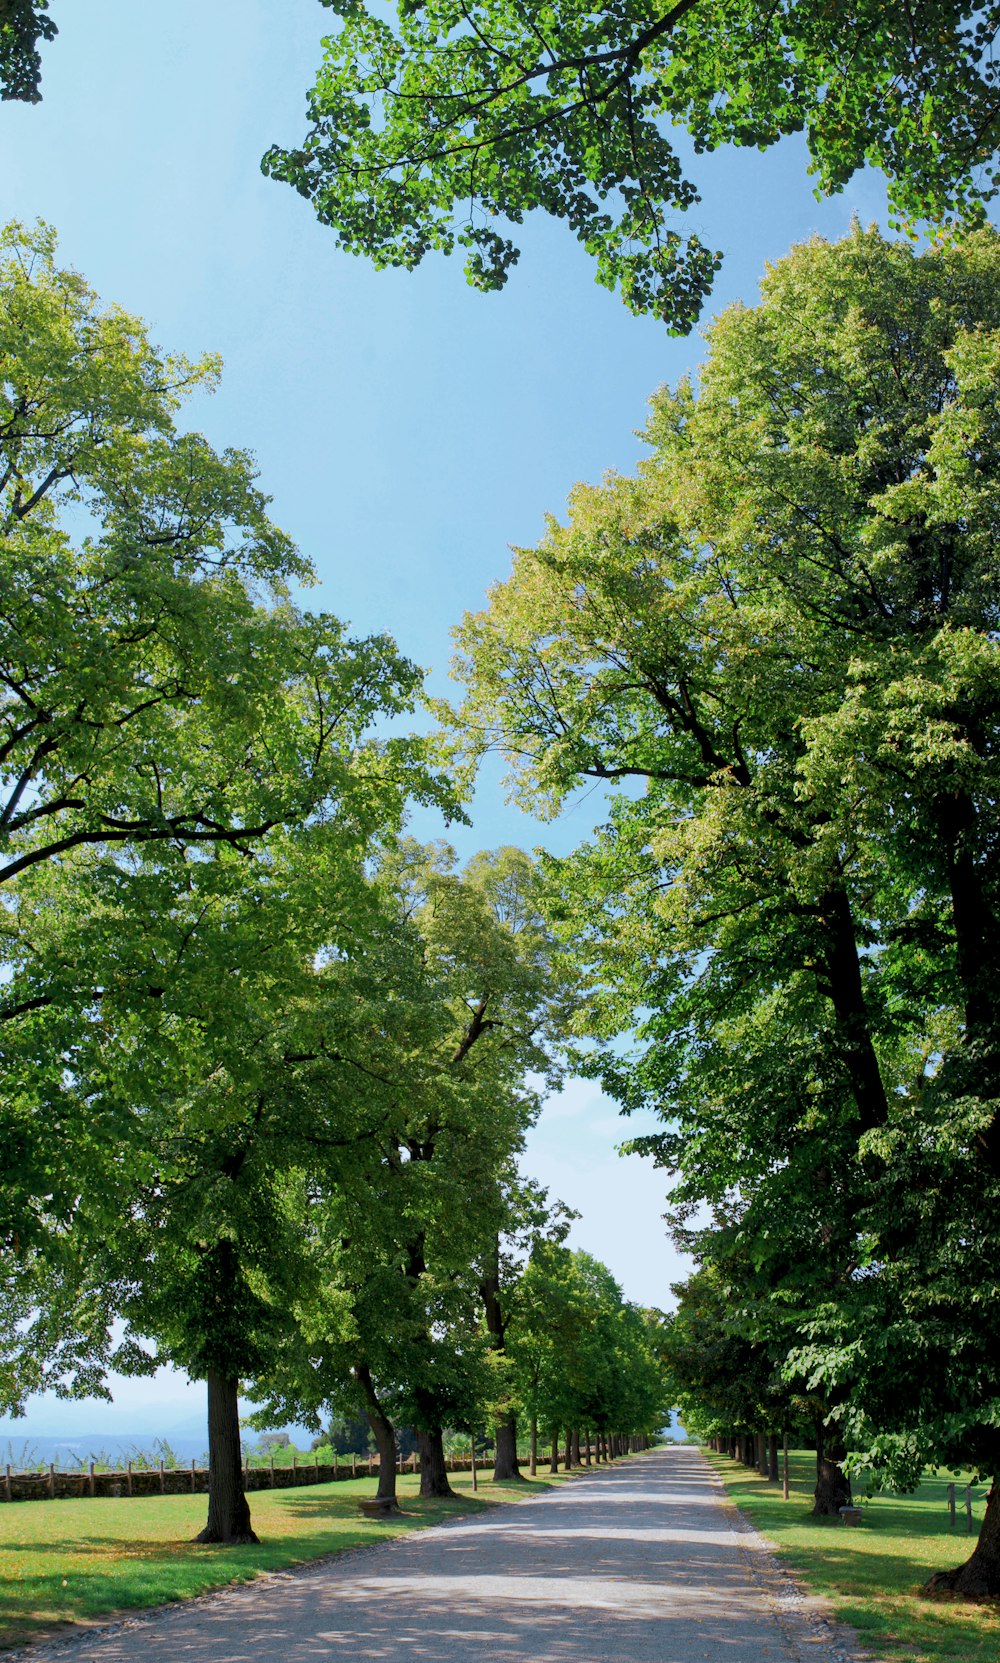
[263,1,1000,328]
[249,842,578,1508]
[0,221,447,1441]
[453,222,1000,1587]
[0,1,54,102]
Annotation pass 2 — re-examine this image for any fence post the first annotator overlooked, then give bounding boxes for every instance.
[782,1433,789,1502]
[3,1464,10,1503]
[159,1459,165,1494]
[48,1463,55,1499]
[333,1450,337,1479]
[314,1456,319,1484]
[352,1452,356,1478]
[88,1461,96,1499]
[948,1482,956,1528]
[190,1459,197,1493]
[270,1454,275,1489]
[471,1440,477,1493]
[965,1487,974,1534]
[368,1452,373,1476]
[293,1452,297,1486]
[126,1461,133,1498]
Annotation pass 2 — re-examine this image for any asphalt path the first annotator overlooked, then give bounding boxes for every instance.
[22,1447,867,1663]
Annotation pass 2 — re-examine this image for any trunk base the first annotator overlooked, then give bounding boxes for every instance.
[925,1481,1000,1597]
[199,1368,257,1546]
[813,1440,852,1517]
[813,1462,852,1516]
[193,1525,260,1545]
[493,1415,525,1482]
[924,1564,1000,1598]
[418,1428,456,1499]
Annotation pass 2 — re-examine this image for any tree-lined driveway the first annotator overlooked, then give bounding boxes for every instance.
[29,1448,864,1663]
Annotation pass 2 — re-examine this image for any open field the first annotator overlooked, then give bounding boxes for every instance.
[708,1448,1000,1663]
[0,1468,567,1654]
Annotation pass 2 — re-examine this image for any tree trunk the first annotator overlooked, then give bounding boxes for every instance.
[583,1429,592,1465]
[529,1414,537,1476]
[813,1423,851,1516]
[564,1429,572,1469]
[819,881,889,1135]
[418,1426,455,1498]
[357,1362,399,1509]
[757,1432,768,1477]
[549,1430,559,1473]
[480,1243,525,1482]
[768,1433,779,1483]
[571,1428,581,1468]
[927,1477,1000,1596]
[493,1409,523,1481]
[194,1370,258,1544]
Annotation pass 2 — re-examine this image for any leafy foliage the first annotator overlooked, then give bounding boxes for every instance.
[0,1,55,102]
[453,225,1000,1545]
[0,222,448,1413]
[265,2,1000,326]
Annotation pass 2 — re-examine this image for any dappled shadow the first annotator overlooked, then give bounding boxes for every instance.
[35,1450,820,1662]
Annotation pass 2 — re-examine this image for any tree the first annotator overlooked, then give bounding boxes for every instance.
[0,2,55,101]
[8,815,440,1540]
[453,224,1000,1586]
[251,842,576,1507]
[476,1174,574,1481]
[264,2,1000,328]
[0,222,450,1531]
[506,1244,667,1466]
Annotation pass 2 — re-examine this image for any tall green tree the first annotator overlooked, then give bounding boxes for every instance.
[265,2,1000,327]
[7,813,440,1541]
[0,221,447,1479]
[453,224,1000,1587]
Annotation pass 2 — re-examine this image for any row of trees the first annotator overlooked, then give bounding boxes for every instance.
[452,224,1000,1595]
[0,221,666,1542]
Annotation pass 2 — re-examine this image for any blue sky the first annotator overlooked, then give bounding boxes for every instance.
[2,0,894,1432]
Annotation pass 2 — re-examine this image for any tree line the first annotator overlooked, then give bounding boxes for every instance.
[0,221,666,1543]
[453,224,1000,1596]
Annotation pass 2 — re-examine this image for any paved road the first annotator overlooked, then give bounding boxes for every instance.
[23,1447,866,1663]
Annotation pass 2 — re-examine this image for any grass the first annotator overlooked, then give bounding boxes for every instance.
[707,1447,1000,1663]
[0,1467,567,1653]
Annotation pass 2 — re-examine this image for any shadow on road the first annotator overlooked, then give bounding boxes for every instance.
[74,1450,805,1663]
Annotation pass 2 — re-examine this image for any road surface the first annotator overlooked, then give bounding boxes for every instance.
[17,1446,868,1663]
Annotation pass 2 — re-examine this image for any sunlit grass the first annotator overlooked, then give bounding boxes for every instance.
[0,1466,565,1650]
[708,1447,1000,1663]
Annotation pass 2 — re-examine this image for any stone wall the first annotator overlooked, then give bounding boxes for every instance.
[1,1451,479,1503]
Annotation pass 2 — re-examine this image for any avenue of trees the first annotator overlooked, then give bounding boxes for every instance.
[453,224,1000,1593]
[0,221,666,1543]
[4,0,1000,1607]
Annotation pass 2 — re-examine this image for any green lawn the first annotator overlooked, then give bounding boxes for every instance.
[707,1448,1000,1663]
[0,1468,565,1652]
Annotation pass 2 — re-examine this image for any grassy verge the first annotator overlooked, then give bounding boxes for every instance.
[0,1467,566,1653]
[706,1448,1000,1663]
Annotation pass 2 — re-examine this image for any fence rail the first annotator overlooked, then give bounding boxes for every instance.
[1,1450,480,1504]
